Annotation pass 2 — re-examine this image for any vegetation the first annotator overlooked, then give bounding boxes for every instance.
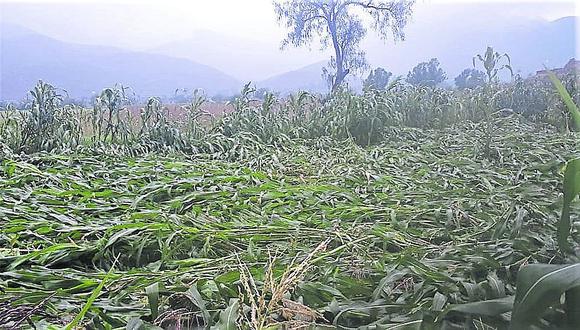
[363,67,393,91]
[455,68,486,89]
[274,0,415,91]
[1,0,578,326]
[473,46,513,84]
[406,58,447,87]
[0,68,579,328]
[0,31,579,328]
[443,72,580,330]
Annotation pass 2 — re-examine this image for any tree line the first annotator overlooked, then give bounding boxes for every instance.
[274,1,516,91]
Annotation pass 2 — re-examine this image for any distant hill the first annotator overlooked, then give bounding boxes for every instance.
[148,30,328,82]
[257,61,328,94]
[256,61,363,94]
[0,23,241,101]
[499,16,577,75]
[153,16,577,93]
[1,14,576,99]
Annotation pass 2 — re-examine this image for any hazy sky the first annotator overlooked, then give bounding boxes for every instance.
[0,0,577,80]
[0,0,576,49]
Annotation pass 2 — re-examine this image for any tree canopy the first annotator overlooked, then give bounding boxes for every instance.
[274,0,415,92]
[455,68,486,89]
[363,67,393,90]
[406,58,446,87]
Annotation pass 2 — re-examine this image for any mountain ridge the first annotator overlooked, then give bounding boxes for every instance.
[1,15,576,100]
[0,23,241,101]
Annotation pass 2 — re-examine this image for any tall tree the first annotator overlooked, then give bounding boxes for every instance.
[274,0,415,92]
[406,58,446,87]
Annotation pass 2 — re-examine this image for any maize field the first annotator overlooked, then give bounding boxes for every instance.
[0,78,579,329]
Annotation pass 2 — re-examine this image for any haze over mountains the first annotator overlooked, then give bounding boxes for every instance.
[0,11,577,100]
[0,23,240,101]
[147,15,577,94]
[148,30,323,82]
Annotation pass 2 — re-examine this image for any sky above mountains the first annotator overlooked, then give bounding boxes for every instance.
[1,0,577,81]
[1,1,575,48]
[0,0,578,99]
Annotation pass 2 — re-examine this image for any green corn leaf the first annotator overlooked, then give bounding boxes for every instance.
[145,282,160,321]
[566,286,580,326]
[445,296,514,317]
[210,298,239,330]
[431,292,447,311]
[510,263,580,330]
[559,158,580,252]
[126,318,164,330]
[64,265,116,330]
[376,319,423,329]
[485,272,506,298]
[186,284,210,324]
[547,70,580,131]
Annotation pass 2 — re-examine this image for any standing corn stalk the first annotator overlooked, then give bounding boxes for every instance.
[472,47,514,158]
[92,85,130,144]
[473,46,513,84]
[21,81,63,151]
[183,89,209,140]
[14,80,80,152]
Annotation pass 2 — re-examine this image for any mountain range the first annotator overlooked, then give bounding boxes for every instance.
[0,24,240,101]
[0,15,577,101]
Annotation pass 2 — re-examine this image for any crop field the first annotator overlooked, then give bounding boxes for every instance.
[0,73,579,329]
[1,114,578,328]
[126,103,235,122]
[1,0,579,327]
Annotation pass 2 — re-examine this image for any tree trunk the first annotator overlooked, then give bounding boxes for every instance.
[328,7,348,93]
[333,68,350,92]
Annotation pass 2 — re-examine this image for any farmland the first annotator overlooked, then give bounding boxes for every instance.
[1,0,579,327]
[0,77,579,329]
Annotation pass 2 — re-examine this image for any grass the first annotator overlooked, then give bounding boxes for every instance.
[1,117,578,328]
